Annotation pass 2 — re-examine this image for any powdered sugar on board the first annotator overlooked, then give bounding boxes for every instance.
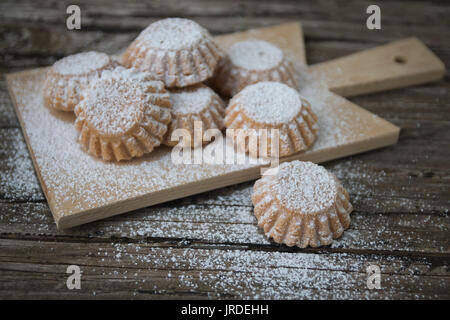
[294,62,390,150]
[8,65,398,226]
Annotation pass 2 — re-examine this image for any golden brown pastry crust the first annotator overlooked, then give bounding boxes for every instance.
[122,18,223,88]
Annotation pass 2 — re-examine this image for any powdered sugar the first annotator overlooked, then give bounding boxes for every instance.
[170,85,212,114]
[78,67,169,136]
[81,79,143,136]
[294,62,360,150]
[228,40,283,71]
[52,52,111,76]
[136,18,206,51]
[275,161,337,212]
[237,82,302,124]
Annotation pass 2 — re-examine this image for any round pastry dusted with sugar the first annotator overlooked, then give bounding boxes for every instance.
[224,82,318,158]
[213,40,297,97]
[74,67,172,161]
[252,161,353,248]
[164,84,225,148]
[43,51,116,112]
[122,18,223,88]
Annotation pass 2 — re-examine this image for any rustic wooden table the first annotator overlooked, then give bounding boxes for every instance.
[0,0,449,299]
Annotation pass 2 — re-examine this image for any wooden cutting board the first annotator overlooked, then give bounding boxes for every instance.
[6,23,444,229]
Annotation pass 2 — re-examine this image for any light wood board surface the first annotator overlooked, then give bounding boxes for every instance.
[7,23,403,229]
[309,37,445,97]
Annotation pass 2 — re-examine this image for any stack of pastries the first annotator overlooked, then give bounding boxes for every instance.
[43,18,352,248]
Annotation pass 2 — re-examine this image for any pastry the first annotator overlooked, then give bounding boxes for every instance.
[43,51,116,112]
[74,67,172,161]
[252,161,353,248]
[122,18,223,88]
[213,40,297,97]
[164,84,225,147]
[224,82,318,158]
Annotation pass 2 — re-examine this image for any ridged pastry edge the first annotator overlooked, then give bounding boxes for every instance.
[163,95,225,147]
[74,79,172,162]
[224,99,319,157]
[213,57,297,97]
[123,37,223,88]
[43,70,94,112]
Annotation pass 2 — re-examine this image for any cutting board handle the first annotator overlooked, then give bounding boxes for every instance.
[309,37,445,97]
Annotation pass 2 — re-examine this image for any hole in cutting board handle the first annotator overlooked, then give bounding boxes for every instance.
[394,56,407,64]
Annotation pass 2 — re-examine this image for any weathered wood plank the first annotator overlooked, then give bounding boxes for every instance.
[0,18,449,56]
[0,239,448,299]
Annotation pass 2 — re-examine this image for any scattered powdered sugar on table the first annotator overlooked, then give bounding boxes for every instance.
[136,18,206,51]
[238,82,302,124]
[170,85,212,114]
[52,52,111,76]
[228,40,283,70]
[275,161,337,212]
[294,62,387,150]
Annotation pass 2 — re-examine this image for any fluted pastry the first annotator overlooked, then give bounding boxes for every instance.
[213,40,297,97]
[164,84,225,147]
[122,18,223,88]
[43,51,116,112]
[252,161,353,248]
[224,82,318,158]
[74,67,172,161]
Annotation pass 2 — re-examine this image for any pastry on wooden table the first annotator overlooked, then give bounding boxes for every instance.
[213,40,297,97]
[252,160,353,248]
[122,18,223,88]
[224,82,318,158]
[74,67,172,161]
[164,84,225,147]
[43,51,116,112]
